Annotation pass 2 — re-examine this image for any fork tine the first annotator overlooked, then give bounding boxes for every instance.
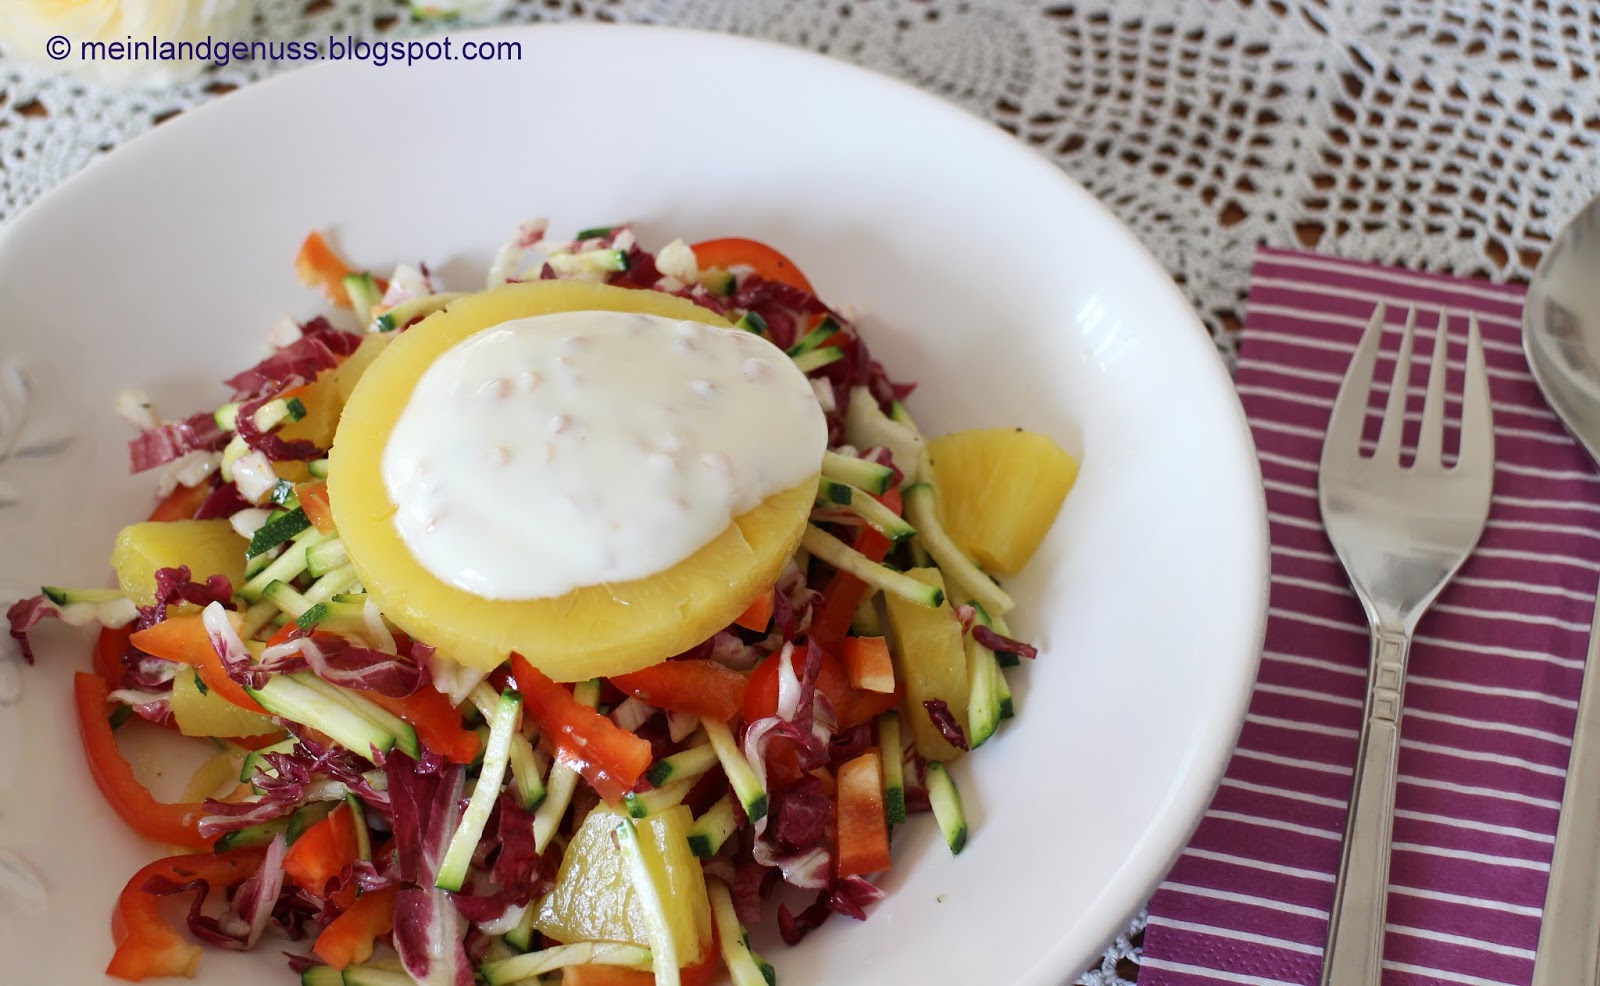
[1456,313,1495,472]
[1373,306,1418,463]
[1414,311,1451,467]
[1322,302,1387,467]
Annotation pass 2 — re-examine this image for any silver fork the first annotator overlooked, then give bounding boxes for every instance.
[1316,304,1495,985]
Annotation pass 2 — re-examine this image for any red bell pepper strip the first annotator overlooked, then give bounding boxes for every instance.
[362,686,482,765]
[295,231,356,309]
[733,587,775,633]
[146,481,212,523]
[608,659,748,723]
[95,625,133,690]
[835,748,891,878]
[689,237,816,295]
[283,801,359,896]
[808,490,900,655]
[741,647,899,732]
[74,672,212,851]
[510,653,652,803]
[312,885,399,970]
[840,636,896,694]
[106,846,267,981]
[129,614,266,714]
[296,480,337,535]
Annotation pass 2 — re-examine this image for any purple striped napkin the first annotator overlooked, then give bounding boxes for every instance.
[1139,248,1600,986]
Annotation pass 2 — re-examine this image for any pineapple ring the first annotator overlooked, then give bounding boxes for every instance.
[328,281,818,680]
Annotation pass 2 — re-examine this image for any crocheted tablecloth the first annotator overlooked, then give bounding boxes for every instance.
[6,2,1599,981]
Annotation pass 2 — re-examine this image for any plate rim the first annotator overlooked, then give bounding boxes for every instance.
[0,20,1272,982]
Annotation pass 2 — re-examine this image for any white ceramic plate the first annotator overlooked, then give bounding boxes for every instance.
[0,23,1267,985]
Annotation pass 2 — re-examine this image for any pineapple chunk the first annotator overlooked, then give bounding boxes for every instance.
[110,519,247,608]
[926,428,1078,576]
[170,669,279,739]
[883,567,970,761]
[328,281,816,679]
[278,332,392,449]
[533,804,712,965]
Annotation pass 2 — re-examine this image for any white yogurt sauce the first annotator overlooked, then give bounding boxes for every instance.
[382,310,827,599]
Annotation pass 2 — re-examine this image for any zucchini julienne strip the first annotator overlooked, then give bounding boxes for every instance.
[845,489,917,541]
[964,629,1005,750]
[878,710,908,826]
[789,345,845,374]
[624,777,696,819]
[294,674,421,758]
[616,815,680,986]
[687,794,739,858]
[708,878,777,986]
[702,718,767,825]
[801,525,942,608]
[925,761,968,854]
[436,689,521,892]
[813,476,916,540]
[508,732,547,810]
[373,292,466,333]
[902,470,1014,617]
[645,741,718,787]
[785,315,840,357]
[239,525,332,603]
[820,449,894,495]
[531,678,601,854]
[246,674,397,763]
[843,383,925,483]
[481,942,653,986]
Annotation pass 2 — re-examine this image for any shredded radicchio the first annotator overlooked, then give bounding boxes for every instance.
[952,604,978,634]
[202,601,261,689]
[386,751,475,986]
[922,699,970,752]
[141,839,289,952]
[136,566,233,630]
[728,277,831,351]
[5,595,56,664]
[776,875,888,946]
[200,732,391,838]
[451,790,557,922]
[108,687,173,726]
[773,563,820,643]
[732,856,779,928]
[194,482,252,521]
[769,774,831,851]
[140,873,236,948]
[234,394,321,462]
[128,411,229,473]
[828,722,876,766]
[224,318,359,399]
[233,833,289,948]
[258,633,422,698]
[972,624,1039,660]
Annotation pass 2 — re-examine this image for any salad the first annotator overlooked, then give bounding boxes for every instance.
[7,223,1078,986]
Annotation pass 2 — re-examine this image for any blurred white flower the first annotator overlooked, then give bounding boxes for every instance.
[0,0,252,88]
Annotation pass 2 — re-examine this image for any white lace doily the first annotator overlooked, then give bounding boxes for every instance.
[6,0,1598,368]
[6,0,1598,980]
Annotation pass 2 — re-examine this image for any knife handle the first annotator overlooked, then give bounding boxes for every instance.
[1532,593,1600,986]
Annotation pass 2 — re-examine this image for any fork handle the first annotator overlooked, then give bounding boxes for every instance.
[1320,625,1411,986]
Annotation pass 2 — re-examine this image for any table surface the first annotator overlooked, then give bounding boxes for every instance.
[5,1,1598,982]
